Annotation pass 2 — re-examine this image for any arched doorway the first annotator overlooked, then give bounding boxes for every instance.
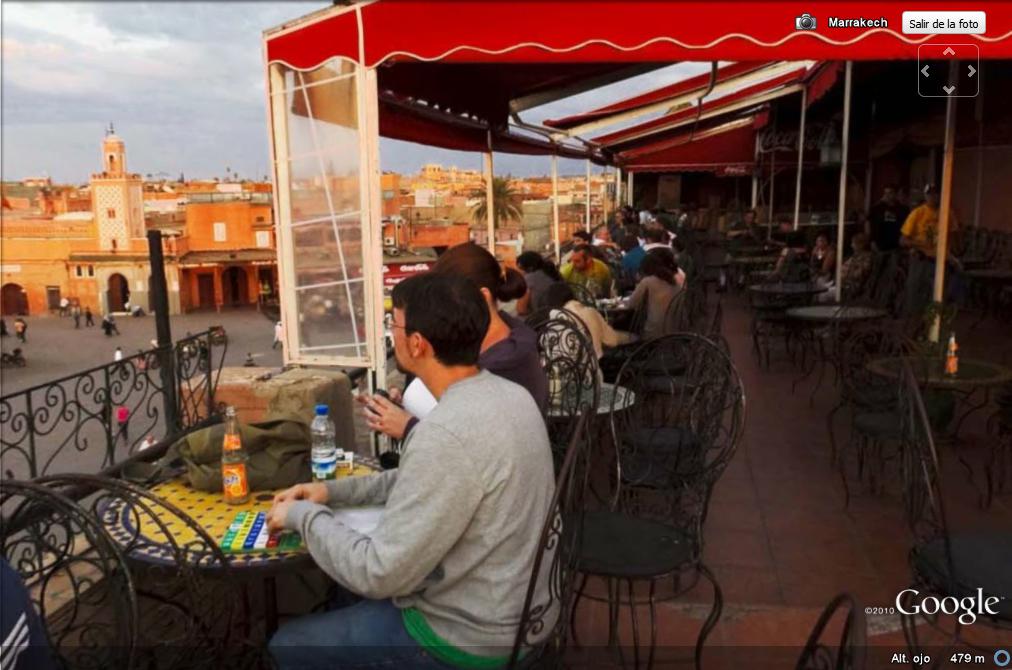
[222,267,248,307]
[107,273,130,312]
[1,283,28,316]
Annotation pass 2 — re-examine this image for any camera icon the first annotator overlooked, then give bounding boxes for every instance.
[795,13,817,30]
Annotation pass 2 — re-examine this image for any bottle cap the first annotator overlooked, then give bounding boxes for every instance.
[315,404,328,416]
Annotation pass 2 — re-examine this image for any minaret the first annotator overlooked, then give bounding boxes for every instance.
[91,125,145,250]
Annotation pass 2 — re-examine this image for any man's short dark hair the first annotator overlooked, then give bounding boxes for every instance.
[572,231,592,243]
[571,243,593,257]
[391,274,490,366]
[644,227,667,244]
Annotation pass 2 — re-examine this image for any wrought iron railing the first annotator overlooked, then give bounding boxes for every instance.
[0,330,226,480]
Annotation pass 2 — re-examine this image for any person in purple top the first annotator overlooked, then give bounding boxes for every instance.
[363,243,548,441]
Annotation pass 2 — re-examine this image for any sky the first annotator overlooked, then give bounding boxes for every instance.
[1,2,711,183]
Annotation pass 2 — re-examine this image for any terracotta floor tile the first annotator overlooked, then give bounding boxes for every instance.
[703,529,774,570]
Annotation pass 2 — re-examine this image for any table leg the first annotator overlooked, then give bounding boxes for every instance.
[265,576,279,636]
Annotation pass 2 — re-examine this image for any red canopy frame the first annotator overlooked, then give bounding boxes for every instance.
[263,0,1012,371]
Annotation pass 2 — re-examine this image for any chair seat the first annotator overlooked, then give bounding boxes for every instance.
[577,510,694,578]
[621,427,702,488]
[912,532,1012,622]
[847,386,895,409]
[853,411,902,439]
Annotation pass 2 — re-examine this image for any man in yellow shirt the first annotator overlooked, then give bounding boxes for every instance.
[901,184,962,315]
[561,244,613,299]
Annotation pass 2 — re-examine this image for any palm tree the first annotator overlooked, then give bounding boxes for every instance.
[471,176,523,228]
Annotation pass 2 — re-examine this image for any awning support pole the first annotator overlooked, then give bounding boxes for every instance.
[931,61,958,342]
[552,154,561,261]
[792,88,807,231]
[834,61,853,304]
[615,168,622,212]
[484,131,495,255]
[627,171,634,207]
[751,133,759,209]
[973,79,984,228]
[585,160,592,233]
[768,112,776,239]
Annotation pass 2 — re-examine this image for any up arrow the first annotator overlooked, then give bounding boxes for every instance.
[943,47,955,56]
[967,64,977,78]
[921,65,930,77]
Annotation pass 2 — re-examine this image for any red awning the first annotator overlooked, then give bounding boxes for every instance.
[265,1,1012,69]
[593,67,808,150]
[543,62,777,131]
[620,123,757,174]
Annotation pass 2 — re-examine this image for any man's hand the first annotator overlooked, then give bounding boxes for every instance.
[273,482,329,506]
[363,393,412,439]
[266,500,292,534]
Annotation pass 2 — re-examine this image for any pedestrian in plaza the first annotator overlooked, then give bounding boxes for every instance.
[13,318,27,343]
[84,307,94,327]
[59,296,69,317]
[114,346,123,362]
[901,183,964,316]
[867,185,909,252]
[116,405,130,444]
[72,305,81,329]
[273,321,283,350]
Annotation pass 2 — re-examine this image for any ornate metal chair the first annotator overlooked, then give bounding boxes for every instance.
[897,363,1012,665]
[572,334,746,670]
[0,479,138,669]
[528,310,601,465]
[36,474,253,670]
[831,325,917,505]
[795,593,867,670]
[661,289,691,335]
[509,411,591,669]
[565,281,598,308]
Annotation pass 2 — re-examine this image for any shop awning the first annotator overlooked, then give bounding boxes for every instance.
[619,119,758,174]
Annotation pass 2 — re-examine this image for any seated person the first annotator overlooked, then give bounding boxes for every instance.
[810,233,836,283]
[268,274,556,669]
[561,244,613,299]
[363,243,547,439]
[619,234,646,291]
[542,282,631,359]
[516,251,562,316]
[772,231,810,281]
[641,225,671,252]
[592,225,618,251]
[726,208,761,239]
[838,232,875,299]
[672,237,695,284]
[624,248,682,341]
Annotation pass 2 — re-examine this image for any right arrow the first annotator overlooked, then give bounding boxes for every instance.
[921,65,930,77]
[967,64,977,78]
[943,47,955,56]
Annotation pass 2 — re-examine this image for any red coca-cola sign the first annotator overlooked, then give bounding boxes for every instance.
[383,262,431,288]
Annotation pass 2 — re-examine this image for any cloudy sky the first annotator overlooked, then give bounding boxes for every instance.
[2,2,710,183]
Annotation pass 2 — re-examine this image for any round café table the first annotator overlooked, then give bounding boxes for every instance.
[101,457,379,633]
[546,382,635,418]
[867,355,1012,504]
[784,305,890,403]
[748,282,829,299]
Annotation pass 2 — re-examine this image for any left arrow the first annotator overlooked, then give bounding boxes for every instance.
[921,65,930,77]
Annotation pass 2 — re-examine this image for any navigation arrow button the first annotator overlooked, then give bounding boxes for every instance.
[943,85,956,94]
[967,64,977,78]
[921,65,930,77]
[943,47,955,56]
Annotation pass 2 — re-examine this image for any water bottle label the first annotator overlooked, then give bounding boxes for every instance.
[223,434,241,452]
[312,455,338,481]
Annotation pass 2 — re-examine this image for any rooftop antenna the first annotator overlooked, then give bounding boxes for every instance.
[106,122,115,136]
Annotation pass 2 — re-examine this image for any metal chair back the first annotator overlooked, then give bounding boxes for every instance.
[509,411,592,669]
[0,479,138,669]
[795,593,868,670]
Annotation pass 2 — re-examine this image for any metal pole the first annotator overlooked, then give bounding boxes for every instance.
[585,160,592,233]
[751,133,759,208]
[973,75,984,228]
[615,167,622,211]
[834,62,853,304]
[792,88,807,231]
[626,171,634,207]
[484,131,495,254]
[552,154,561,261]
[864,101,877,214]
[931,61,958,342]
[147,229,178,432]
[768,112,776,239]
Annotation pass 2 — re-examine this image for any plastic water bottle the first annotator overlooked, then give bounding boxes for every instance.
[310,404,339,481]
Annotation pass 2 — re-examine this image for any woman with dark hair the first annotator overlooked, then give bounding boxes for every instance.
[516,251,562,316]
[363,243,548,440]
[542,282,631,359]
[624,248,681,340]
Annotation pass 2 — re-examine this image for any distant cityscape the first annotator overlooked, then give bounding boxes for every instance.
[1,130,614,319]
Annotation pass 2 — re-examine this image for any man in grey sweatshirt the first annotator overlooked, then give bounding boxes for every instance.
[267,274,555,669]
